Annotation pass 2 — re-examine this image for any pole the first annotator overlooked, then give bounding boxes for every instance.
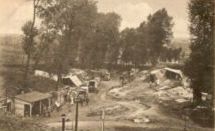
[62,114,65,131]
[102,118,104,131]
[5,86,7,112]
[74,100,79,131]
[101,108,105,131]
[183,109,189,131]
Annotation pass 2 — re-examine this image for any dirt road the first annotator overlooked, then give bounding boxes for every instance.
[46,78,213,131]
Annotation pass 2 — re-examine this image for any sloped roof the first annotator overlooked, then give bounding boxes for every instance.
[150,69,163,74]
[164,67,183,78]
[15,91,52,103]
[62,75,82,87]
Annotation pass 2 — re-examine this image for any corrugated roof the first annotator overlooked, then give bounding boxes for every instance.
[15,91,52,103]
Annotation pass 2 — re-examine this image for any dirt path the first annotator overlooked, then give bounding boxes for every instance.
[45,79,213,131]
[46,119,212,131]
[47,120,137,128]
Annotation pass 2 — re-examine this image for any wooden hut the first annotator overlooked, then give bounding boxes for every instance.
[14,91,52,117]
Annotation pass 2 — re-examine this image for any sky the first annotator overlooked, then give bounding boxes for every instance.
[0,0,190,38]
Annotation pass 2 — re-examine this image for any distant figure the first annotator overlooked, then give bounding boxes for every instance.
[86,97,89,105]
[120,75,125,86]
[47,106,51,117]
[80,100,83,106]
[42,105,47,117]
[55,101,60,112]
[149,74,155,83]
[66,110,72,121]
[149,74,155,88]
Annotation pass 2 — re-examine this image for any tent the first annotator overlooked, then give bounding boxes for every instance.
[34,70,58,81]
[34,70,49,78]
[62,75,82,87]
[164,68,183,79]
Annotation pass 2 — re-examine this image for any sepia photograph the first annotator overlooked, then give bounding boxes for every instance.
[0,0,214,131]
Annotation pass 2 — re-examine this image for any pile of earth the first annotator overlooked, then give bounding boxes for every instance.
[153,86,192,102]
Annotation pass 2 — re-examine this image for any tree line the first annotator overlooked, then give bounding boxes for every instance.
[21,0,181,89]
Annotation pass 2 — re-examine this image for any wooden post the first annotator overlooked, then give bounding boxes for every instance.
[48,98,51,107]
[74,101,79,131]
[29,104,32,117]
[101,108,105,131]
[61,114,66,131]
[39,101,42,115]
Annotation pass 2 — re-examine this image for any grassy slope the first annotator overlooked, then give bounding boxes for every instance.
[0,112,54,131]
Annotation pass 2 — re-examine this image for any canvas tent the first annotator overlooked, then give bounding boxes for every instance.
[62,75,82,87]
[150,69,166,84]
[34,70,50,78]
[149,68,184,85]
[34,70,58,81]
[164,68,183,80]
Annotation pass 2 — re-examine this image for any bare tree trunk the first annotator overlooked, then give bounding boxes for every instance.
[23,53,31,88]
[23,0,40,88]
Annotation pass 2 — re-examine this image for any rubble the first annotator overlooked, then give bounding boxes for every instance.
[69,68,89,81]
[133,116,151,123]
[154,86,192,102]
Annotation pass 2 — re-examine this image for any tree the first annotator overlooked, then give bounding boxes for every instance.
[38,0,98,89]
[119,9,174,67]
[120,28,137,66]
[120,24,148,68]
[136,21,150,66]
[146,8,174,65]
[102,13,121,67]
[184,0,214,104]
[159,47,182,62]
[21,21,38,89]
[21,0,40,89]
[32,28,56,70]
[77,12,121,69]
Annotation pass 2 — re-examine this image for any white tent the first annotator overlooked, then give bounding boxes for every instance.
[164,67,183,78]
[62,75,82,87]
[34,70,58,81]
[34,70,50,78]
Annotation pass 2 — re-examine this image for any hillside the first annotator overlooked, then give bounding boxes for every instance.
[170,38,191,58]
[0,34,24,65]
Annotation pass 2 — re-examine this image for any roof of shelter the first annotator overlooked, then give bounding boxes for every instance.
[150,69,163,74]
[62,75,82,87]
[164,67,183,77]
[15,91,52,103]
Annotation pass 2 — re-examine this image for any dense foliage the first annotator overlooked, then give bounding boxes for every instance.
[184,0,214,103]
[120,8,176,66]
[18,0,183,89]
